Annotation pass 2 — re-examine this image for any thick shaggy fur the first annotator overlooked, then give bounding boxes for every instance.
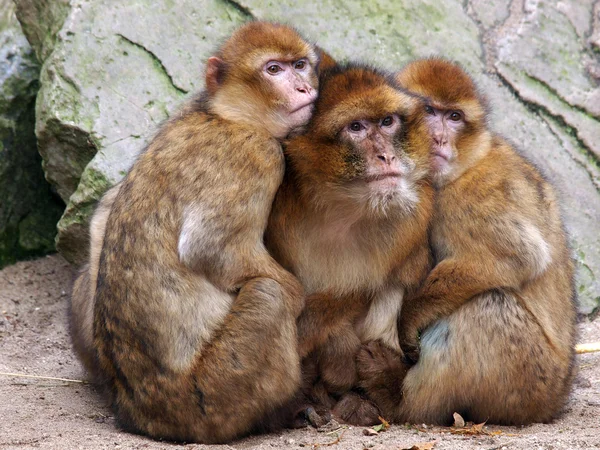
[70,22,320,443]
[357,58,577,425]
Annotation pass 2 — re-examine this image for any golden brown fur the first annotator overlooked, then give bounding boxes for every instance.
[72,22,322,443]
[266,65,434,425]
[357,58,577,425]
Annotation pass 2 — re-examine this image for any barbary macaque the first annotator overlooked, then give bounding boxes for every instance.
[70,22,323,443]
[357,58,577,425]
[266,64,434,425]
[69,49,338,375]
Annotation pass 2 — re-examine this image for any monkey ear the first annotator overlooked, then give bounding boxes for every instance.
[206,56,225,95]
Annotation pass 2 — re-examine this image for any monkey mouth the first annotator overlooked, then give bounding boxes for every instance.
[364,172,402,183]
[431,151,451,172]
[289,102,315,115]
[432,151,449,161]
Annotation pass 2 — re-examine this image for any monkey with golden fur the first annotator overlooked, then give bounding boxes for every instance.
[265,64,434,425]
[356,58,577,425]
[74,22,323,443]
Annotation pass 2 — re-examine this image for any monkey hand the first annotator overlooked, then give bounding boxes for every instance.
[398,324,421,365]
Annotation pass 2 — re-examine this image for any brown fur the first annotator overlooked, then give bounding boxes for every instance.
[266,65,434,425]
[357,58,577,425]
[73,22,323,443]
[70,183,121,378]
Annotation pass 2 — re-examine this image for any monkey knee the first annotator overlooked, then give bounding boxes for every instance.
[239,276,303,317]
[321,358,357,394]
[319,332,360,394]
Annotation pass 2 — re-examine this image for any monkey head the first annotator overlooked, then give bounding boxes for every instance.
[205,21,320,139]
[286,65,429,218]
[397,58,492,187]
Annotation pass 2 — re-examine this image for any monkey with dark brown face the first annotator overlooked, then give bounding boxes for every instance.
[79,22,322,444]
[356,58,577,425]
[266,65,434,426]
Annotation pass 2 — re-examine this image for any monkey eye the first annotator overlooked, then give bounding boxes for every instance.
[381,116,394,127]
[349,122,364,132]
[294,59,307,70]
[424,105,434,115]
[449,111,462,121]
[266,64,283,75]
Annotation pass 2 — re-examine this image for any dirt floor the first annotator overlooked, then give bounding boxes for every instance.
[1,254,599,450]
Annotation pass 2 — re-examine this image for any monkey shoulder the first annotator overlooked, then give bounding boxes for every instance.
[124,112,285,203]
[433,142,560,272]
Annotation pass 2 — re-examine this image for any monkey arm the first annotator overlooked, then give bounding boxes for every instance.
[398,256,521,352]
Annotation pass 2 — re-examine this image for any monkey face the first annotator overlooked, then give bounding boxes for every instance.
[422,104,464,183]
[332,113,421,215]
[260,56,318,129]
[397,58,490,187]
[286,66,428,217]
[205,21,320,139]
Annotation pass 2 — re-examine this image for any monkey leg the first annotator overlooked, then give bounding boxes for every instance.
[112,277,303,444]
[318,326,361,396]
[396,290,573,425]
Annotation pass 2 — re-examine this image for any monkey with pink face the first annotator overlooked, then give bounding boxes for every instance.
[357,58,577,426]
[70,22,321,443]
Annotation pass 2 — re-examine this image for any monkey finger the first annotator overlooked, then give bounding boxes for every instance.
[399,341,420,365]
[303,405,332,428]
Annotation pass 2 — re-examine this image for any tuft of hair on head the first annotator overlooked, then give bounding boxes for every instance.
[396,57,489,125]
[309,62,418,139]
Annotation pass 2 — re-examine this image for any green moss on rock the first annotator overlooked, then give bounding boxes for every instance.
[0,6,65,268]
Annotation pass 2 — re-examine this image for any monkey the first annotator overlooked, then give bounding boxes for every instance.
[264,64,435,426]
[75,22,323,444]
[356,58,578,425]
[69,46,337,379]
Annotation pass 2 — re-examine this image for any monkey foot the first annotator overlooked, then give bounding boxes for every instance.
[332,391,381,426]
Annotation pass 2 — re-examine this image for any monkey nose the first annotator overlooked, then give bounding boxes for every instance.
[296,84,312,95]
[377,154,396,165]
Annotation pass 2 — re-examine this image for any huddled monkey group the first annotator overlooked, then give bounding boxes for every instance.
[69,21,578,443]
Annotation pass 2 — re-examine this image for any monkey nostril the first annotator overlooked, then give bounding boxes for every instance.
[297,87,308,94]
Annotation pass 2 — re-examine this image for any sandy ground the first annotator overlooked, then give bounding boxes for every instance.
[1,254,599,450]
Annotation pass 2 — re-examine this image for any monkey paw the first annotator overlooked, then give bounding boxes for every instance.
[356,341,408,412]
[399,339,420,366]
[398,327,421,365]
[332,391,380,426]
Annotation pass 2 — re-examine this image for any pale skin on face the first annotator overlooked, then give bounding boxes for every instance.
[205,53,318,139]
[423,105,465,183]
[263,58,317,128]
[340,114,405,190]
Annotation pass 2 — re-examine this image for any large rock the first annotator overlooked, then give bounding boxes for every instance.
[0,0,63,268]
[22,0,600,313]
